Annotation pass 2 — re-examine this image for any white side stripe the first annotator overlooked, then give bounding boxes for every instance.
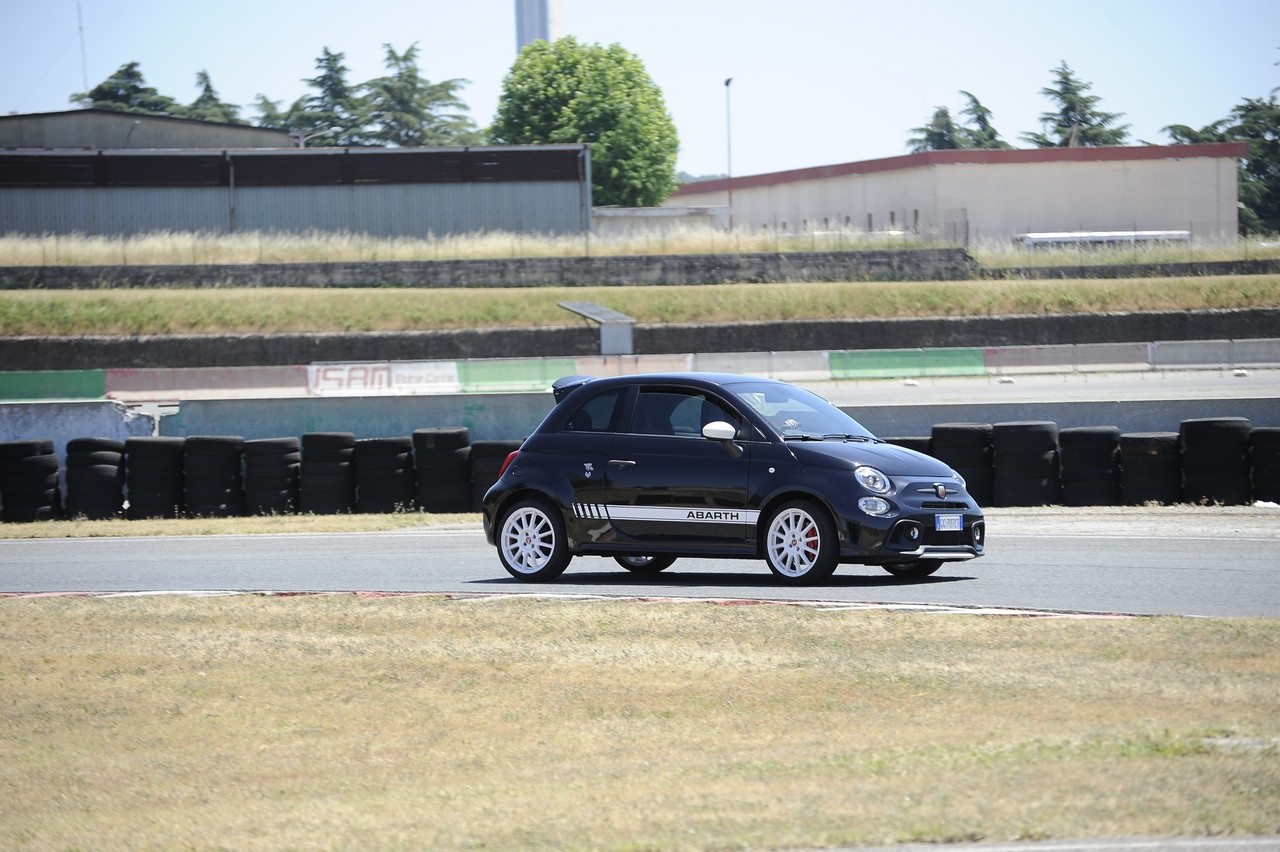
[602,506,760,524]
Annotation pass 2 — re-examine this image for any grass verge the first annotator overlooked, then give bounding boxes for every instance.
[0,512,477,540]
[2,276,1279,336]
[0,595,1276,849]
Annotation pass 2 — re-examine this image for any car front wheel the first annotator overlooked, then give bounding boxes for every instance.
[497,499,570,581]
[763,500,838,584]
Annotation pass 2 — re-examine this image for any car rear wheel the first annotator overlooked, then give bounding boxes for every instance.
[881,559,943,578]
[763,500,838,584]
[497,499,570,581]
[614,554,678,574]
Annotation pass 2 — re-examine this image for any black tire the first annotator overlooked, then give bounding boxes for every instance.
[0,439,54,459]
[762,500,838,584]
[415,446,472,513]
[993,476,1060,507]
[66,450,125,467]
[413,427,471,452]
[614,554,678,574]
[881,559,943,578]
[244,437,301,456]
[496,499,571,581]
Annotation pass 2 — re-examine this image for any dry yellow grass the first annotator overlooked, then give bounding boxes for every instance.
[0,512,475,540]
[1,595,1276,849]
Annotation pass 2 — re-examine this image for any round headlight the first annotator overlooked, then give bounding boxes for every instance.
[858,496,892,516]
[854,465,892,495]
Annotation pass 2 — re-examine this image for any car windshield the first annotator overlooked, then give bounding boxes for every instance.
[726,381,877,441]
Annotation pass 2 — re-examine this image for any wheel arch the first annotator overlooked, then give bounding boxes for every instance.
[754,488,843,556]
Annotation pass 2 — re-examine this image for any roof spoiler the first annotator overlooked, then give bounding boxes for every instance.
[551,375,595,403]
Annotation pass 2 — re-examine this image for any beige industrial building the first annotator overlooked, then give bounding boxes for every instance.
[666,143,1248,246]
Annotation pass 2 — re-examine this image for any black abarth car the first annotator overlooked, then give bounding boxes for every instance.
[482,373,984,584]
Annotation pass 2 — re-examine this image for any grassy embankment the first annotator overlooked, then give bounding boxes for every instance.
[2,229,1278,335]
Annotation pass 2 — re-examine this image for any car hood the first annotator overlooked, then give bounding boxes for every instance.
[787,440,959,477]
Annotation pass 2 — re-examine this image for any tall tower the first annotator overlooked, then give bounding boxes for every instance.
[514,0,561,53]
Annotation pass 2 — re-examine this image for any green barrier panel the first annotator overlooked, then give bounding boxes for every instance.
[457,358,577,393]
[829,349,985,379]
[0,370,107,400]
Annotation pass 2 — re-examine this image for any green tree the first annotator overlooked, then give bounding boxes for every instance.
[908,92,1010,152]
[1226,96,1280,232]
[290,48,368,146]
[908,106,963,152]
[363,43,482,146]
[1022,61,1129,148]
[1161,119,1230,145]
[957,90,1011,149]
[186,70,244,125]
[491,36,679,207]
[71,61,184,117]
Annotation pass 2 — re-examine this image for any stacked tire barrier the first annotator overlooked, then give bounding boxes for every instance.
[65,437,126,520]
[1180,417,1253,506]
[299,432,357,515]
[0,439,62,522]
[3,415,1279,522]
[184,436,246,518]
[412,428,472,513]
[1058,426,1122,507]
[355,437,417,514]
[1118,432,1182,505]
[244,437,301,515]
[992,421,1060,508]
[124,436,185,519]
[1252,427,1280,504]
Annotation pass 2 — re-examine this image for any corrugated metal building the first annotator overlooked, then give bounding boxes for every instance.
[0,145,593,236]
[0,108,294,149]
[667,143,1248,244]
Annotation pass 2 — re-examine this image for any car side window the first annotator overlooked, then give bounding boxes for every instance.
[632,389,739,437]
[563,388,625,433]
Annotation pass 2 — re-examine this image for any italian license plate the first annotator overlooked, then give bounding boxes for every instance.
[935,514,963,532]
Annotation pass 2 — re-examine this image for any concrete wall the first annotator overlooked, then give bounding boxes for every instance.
[148,394,1278,445]
[0,248,976,290]
[9,308,1275,372]
[159,394,554,443]
[0,401,155,461]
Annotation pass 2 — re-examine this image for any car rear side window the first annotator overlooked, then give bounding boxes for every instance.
[563,388,626,433]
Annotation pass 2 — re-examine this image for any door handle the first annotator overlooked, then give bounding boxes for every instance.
[608,459,637,468]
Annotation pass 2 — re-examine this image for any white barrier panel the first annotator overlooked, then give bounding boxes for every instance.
[308,361,461,396]
[692,351,830,380]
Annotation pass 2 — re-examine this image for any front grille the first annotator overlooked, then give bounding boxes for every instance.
[921,501,968,510]
[923,530,970,547]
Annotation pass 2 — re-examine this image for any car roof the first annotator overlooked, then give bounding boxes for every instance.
[554,371,776,400]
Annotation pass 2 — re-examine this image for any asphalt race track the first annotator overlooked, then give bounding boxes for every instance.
[2,506,1277,617]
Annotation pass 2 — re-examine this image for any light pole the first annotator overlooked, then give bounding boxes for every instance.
[292,126,343,147]
[724,77,733,231]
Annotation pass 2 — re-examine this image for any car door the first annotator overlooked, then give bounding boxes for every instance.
[601,386,756,547]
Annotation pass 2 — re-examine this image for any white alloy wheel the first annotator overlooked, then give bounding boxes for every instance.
[498,500,570,581]
[764,500,837,583]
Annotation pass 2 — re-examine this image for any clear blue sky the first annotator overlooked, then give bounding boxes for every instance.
[3,0,1277,179]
